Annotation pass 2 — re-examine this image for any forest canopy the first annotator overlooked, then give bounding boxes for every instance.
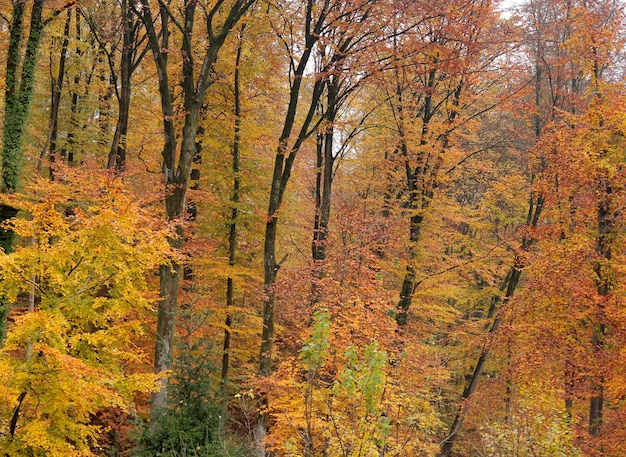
[0,0,625,456]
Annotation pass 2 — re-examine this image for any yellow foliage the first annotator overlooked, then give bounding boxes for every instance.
[269,306,444,457]
[0,169,173,456]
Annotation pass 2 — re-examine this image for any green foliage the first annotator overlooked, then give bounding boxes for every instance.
[334,342,387,415]
[299,308,330,371]
[327,342,391,455]
[139,311,247,457]
[274,314,402,457]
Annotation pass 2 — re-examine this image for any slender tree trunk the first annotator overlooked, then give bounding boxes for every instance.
[39,9,72,179]
[256,10,327,451]
[221,25,245,409]
[589,325,604,436]
[310,78,339,306]
[565,358,575,417]
[589,173,612,436]
[311,79,337,263]
[107,0,135,172]
[310,130,325,303]
[97,51,114,149]
[64,8,83,166]
[2,0,46,212]
[438,196,544,457]
[139,0,254,421]
[394,67,440,326]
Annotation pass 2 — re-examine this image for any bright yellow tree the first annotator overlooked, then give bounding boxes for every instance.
[0,166,173,456]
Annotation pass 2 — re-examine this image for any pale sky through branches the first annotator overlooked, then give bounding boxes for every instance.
[499,0,523,18]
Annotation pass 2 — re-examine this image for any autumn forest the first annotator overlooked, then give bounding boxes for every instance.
[0,0,625,455]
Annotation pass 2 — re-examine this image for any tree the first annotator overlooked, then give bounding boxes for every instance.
[373,0,510,326]
[2,0,67,250]
[0,166,172,456]
[37,8,71,178]
[81,0,148,172]
[136,0,255,420]
[256,0,389,451]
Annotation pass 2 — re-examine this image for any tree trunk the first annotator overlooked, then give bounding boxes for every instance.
[107,0,136,172]
[393,67,439,326]
[256,7,328,450]
[2,0,45,193]
[39,9,72,179]
[64,8,82,166]
[589,173,612,436]
[221,25,245,410]
[311,78,338,263]
[438,196,544,457]
[139,0,254,421]
[0,0,47,341]
[589,325,604,436]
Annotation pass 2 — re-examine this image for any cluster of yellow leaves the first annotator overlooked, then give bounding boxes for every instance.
[0,168,174,456]
[269,305,443,457]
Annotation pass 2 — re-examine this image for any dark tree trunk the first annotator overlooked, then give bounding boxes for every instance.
[2,0,46,212]
[138,0,254,421]
[39,9,72,179]
[107,0,139,172]
[394,68,439,326]
[64,8,83,166]
[311,78,338,263]
[221,25,245,410]
[256,3,330,451]
[438,195,544,457]
[0,0,51,341]
[589,173,612,436]
[589,325,604,436]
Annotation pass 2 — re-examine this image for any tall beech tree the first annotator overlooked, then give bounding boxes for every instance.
[255,1,327,449]
[220,23,246,408]
[376,0,509,326]
[1,0,73,251]
[438,0,568,451]
[136,0,254,418]
[254,0,394,450]
[82,0,148,172]
[309,5,383,267]
[37,8,71,178]
[514,0,625,442]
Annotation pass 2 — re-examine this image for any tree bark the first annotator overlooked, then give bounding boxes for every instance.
[2,0,46,207]
[221,24,245,410]
[311,77,338,263]
[39,9,72,179]
[0,0,48,341]
[64,8,83,166]
[256,3,330,452]
[589,173,612,436]
[139,0,254,420]
[393,67,446,326]
[438,195,544,457]
[107,0,137,172]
